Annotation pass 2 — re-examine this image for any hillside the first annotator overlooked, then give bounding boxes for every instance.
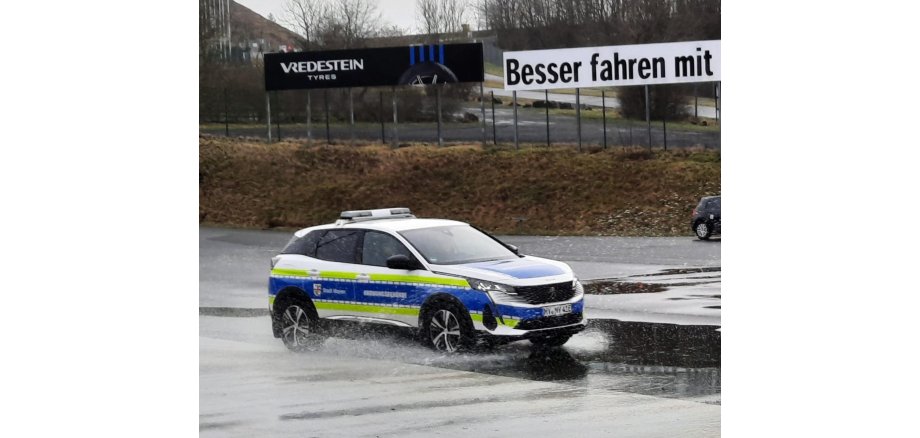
[199,136,721,236]
[230,1,303,50]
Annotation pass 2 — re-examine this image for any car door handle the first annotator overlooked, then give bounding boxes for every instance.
[356,273,370,282]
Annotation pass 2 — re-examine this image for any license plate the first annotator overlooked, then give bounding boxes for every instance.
[543,304,572,317]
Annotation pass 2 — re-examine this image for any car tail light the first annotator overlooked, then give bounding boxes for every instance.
[692,207,697,217]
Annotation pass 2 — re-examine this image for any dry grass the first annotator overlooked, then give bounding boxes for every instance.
[199,135,720,235]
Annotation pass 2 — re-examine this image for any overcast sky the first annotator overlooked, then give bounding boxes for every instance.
[237,0,428,35]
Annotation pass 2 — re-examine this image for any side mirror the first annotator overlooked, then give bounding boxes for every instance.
[386,254,420,270]
[507,244,520,255]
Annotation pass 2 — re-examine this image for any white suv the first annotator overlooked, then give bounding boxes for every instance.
[268,208,586,352]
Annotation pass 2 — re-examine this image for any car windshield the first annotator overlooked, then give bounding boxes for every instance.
[399,225,517,265]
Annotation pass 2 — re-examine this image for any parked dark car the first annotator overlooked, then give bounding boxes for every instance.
[691,196,721,240]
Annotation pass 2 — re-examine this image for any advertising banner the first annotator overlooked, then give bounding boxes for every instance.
[503,40,720,91]
[265,43,484,91]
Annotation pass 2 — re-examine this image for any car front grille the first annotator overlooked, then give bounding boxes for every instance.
[515,312,584,330]
[514,281,577,304]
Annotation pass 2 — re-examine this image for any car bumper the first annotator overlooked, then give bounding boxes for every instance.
[473,297,587,337]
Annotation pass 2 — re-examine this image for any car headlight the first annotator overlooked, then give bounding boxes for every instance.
[466,278,516,297]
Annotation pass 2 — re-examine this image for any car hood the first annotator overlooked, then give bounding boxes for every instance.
[430,255,574,286]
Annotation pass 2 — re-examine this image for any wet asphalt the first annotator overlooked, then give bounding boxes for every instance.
[199,226,720,407]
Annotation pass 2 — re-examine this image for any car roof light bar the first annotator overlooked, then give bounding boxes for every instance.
[337,208,415,223]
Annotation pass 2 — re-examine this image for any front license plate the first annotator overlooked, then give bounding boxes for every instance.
[543,304,572,317]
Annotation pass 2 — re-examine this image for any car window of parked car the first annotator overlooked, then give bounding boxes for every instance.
[708,198,721,210]
[361,231,412,267]
[315,229,362,264]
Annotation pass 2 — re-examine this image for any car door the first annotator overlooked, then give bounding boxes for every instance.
[353,230,428,327]
[307,228,363,318]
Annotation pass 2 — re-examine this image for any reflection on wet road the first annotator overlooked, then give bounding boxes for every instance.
[200,309,720,403]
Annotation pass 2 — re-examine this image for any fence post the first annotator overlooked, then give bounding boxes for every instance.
[324,89,330,144]
[265,92,272,143]
[601,90,607,149]
[715,82,720,121]
[694,83,698,119]
[275,92,281,141]
[545,89,550,147]
[576,88,582,152]
[392,86,399,148]
[512,91,518,150]
[644,85,651,150]
[223,87,229,137]
[663,111,667,151]
[348,87,355,145]
[379,91,385,144]
[436,85,443,147]
[480,82,486,147]
[490,91,496,145]
[307,91,312,142]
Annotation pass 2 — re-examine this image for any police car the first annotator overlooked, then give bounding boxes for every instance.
[269,208,586,352]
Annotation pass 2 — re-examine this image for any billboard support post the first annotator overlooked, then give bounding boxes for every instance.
[392,87,399,148]
[436,85,443,147]
[479,82,486,147]
[324,89,330,144]
[545,89,550,147]
[490,91,496,145]
[348,88,355,145]
[644,85,651,150]
[576,88,582,152]
[265,92,272,143]
[512,91,518,150]
[306,91,312,142]
[379,91,385,144]
[601,90,607,149]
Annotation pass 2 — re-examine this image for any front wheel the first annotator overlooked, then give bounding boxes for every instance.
[529,334,572,347]
[422,301,474,353]
[695,221,712,240]
[277,297,322,352]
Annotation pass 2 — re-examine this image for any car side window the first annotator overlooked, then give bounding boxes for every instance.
[281,231,320,256]
[362,231,412,267]
[315,229,362,264]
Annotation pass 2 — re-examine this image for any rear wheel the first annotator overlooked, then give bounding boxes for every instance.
[529,334,572,347]
[277,297,322,352]
[422,300,474,353]
[695,221,712,240]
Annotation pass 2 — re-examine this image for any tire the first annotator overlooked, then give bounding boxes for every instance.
[421,299,475,353]
[694,221,712,240]
[529,334,572,348]
[276,296,322,352]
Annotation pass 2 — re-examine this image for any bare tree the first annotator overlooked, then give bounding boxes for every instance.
[282,0,328,50]
[416,0,468,40]
[325,0,382,48]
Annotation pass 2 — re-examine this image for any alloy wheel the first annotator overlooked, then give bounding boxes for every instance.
[429,309,461,352]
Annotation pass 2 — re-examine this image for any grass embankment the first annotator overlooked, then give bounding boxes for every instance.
[199,136,720,236]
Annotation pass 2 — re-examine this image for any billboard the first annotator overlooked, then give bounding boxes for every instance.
[265,43,484,91]
[503,40,720,91]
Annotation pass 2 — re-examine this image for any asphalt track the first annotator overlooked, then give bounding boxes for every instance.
[199,227,721,436]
